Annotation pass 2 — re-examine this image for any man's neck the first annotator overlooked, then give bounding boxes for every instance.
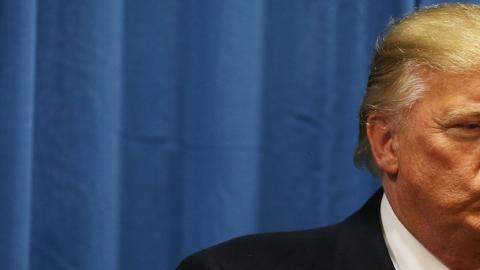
[380,194,449,270]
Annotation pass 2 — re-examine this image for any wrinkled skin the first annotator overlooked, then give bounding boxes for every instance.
[373,71,480,270]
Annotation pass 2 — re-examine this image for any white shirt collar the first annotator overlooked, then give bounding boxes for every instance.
[380,194,450,270]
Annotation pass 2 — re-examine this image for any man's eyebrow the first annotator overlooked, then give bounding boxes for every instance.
[441,108,480,122]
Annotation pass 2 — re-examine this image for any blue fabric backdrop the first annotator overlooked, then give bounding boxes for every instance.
[1,0,477,269]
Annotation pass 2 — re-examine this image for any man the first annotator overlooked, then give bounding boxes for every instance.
[178,4,480,269]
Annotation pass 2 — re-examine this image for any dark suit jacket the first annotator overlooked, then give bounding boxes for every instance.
[177,189,395,270]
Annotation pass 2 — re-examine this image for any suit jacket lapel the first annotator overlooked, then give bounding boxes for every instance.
[332,189,395,270]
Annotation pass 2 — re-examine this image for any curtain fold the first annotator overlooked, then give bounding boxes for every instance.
[30,1,124,269]
[0,1,37,269]
[178,0,266,258]
[0,0,475,269]
[118,1,185,269]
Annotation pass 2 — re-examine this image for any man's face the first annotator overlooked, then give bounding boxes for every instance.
[390,71,480,252]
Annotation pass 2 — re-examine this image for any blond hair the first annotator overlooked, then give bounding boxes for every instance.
[354,4,480,175]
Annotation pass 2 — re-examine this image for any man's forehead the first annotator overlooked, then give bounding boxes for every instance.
[424,71,480,103]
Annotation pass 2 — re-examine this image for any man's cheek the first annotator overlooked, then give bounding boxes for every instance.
[417,140,460,171]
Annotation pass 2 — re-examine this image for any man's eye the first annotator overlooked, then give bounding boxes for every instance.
[457,123,480,130]
[446,123,480,140]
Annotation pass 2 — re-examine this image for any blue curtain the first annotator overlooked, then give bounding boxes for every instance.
[1,0,476,269]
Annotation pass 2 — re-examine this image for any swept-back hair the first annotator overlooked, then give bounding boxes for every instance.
[354,4,480,175]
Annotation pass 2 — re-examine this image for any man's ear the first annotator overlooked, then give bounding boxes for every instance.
[366,114,399,176]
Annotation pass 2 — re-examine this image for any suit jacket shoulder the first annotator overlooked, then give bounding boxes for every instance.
[178,226,339,270]
[177,189,394,270]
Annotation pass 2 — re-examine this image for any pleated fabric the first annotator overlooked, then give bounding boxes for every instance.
[0,0,473,269]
